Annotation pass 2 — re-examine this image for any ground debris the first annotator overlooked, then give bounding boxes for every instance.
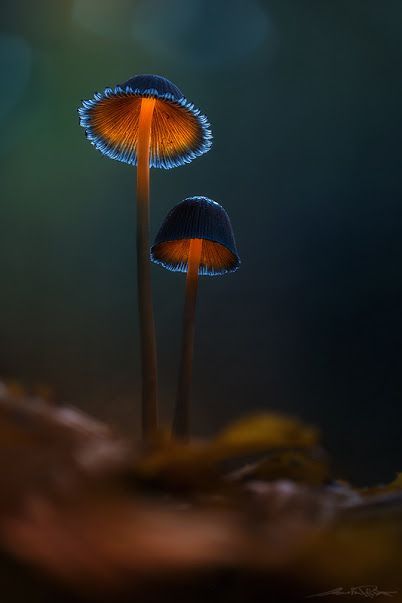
[0,385,401,602]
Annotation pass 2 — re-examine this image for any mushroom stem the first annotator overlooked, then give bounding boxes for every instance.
[136,97,158,440]
[173,237,203,440]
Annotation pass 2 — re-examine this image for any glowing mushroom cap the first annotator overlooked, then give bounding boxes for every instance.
[151,197,240,276]
[78,74,212,169]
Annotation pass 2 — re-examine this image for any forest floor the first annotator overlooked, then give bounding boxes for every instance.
[0,381,401,603]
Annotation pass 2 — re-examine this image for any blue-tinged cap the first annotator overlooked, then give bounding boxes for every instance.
[151,197,240,276]
[78,74,212,169]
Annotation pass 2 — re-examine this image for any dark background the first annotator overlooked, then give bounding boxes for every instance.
[0,0,401,485]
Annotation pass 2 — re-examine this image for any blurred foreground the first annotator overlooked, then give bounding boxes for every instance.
[0,381,401,602]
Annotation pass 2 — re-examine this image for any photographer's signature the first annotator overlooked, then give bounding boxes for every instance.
[306,586,398,599]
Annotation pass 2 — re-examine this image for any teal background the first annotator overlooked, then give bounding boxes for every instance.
[1,0,402,484]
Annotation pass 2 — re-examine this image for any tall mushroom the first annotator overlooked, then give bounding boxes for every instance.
[78,76,212,441]
[151,196,240,439]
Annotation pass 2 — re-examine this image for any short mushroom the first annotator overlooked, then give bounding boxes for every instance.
[151,196,240,439]
[78,75,212,440]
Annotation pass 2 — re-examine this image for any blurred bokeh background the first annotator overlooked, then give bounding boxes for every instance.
[0,0,401,485]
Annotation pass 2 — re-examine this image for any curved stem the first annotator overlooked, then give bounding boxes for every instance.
[136,97,158,441]
[173,238,203,440]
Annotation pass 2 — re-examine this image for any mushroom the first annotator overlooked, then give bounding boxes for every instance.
[78,75,212,440]
[151,196,240,439]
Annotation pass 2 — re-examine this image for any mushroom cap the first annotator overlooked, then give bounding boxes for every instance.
[151,197,240,276]
[78,74,212,169]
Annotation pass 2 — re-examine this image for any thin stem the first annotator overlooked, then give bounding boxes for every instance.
[136,97,158,441]
[173,238,203,440]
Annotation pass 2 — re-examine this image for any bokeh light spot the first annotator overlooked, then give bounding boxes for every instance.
[73,0,136,41]
[72,0,274,67]
[132,0,273,68]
